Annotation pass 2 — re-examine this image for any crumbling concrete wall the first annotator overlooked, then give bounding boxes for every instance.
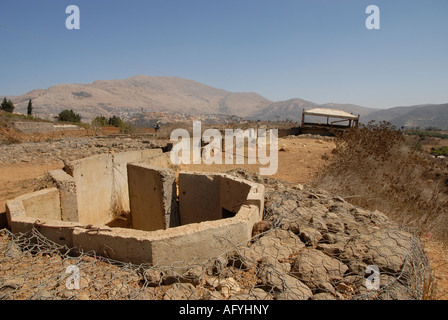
[127,163,179,232]
[48,169,79,222]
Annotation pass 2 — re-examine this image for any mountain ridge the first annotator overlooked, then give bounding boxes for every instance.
[5,75,448,129]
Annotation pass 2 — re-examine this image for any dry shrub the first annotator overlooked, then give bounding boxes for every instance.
[313,121,448,241]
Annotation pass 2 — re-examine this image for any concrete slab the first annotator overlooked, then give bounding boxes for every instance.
[128,163,179,232]
[112,150,144,212]
[64,154,113,225]
[49,169,79,222]
[6,188,61,224]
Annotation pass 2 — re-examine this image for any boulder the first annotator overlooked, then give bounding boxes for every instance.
[257,257,312,300]
[291,248,348,292]
[298,225,322,247]
[252,220,273,237]
[340,228,414,274]
[250,229,305,261]
[163,283,198,300]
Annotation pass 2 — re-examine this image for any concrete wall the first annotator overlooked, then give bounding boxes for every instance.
[70,205,261,266]
[58,149,165,226]
[178,172,261,227]
[6,188,62,230]
[148,217,251,265]
[6,188,61,225]
[137,149,169,168]
[64,154,114,225]
[8,216,80,248]
[48,169,79,222]
[179,173,221,225]
[219,174,254,215]
[112,150,143,213]
[128,163,179,232]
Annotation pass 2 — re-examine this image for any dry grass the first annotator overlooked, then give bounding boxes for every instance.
[313,121,448,242]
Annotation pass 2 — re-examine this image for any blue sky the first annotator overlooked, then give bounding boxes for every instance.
[1,0,447,109]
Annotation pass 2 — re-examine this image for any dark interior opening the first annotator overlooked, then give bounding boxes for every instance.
[222,207,236,219]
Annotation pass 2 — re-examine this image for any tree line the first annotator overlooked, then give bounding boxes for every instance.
[1,98,33,116]
[1,98,131,132]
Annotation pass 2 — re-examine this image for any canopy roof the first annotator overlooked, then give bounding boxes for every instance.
[303,108,359,120]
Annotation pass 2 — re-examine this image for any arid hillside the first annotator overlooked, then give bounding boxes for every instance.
[8,76,272,121]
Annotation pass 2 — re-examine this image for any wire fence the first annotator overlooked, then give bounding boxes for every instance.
[0,169,434,300]
[0,219,433,300]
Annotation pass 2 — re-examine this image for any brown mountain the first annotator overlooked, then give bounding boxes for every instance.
[7,75,447,129]
[9,75,272,121]
[362,103,448,129]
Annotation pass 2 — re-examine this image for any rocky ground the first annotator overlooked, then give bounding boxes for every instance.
[0,136,167,165]
[0,129,442,300]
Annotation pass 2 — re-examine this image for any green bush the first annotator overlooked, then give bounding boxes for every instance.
[58,109,81,123]
[108,115,124,128]
[119,122,135,134]
[431,146,448,156]
[1,97,15,113]
[405,129,448,139]
[92,115,108,127]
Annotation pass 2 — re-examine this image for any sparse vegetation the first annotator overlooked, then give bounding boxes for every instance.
[431,147,448,157]
[72,91,92,98]
[313,121,448,241]
[0,112,49,123]
[405,129,448,139]
[91,115,109,127]
[91,115,134,134]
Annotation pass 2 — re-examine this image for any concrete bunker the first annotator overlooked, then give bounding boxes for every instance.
[6,149,265,266]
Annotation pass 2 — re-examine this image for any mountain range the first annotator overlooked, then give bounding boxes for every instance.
[5,75,448,129]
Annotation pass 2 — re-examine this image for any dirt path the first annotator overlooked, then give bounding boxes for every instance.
[179,136,335,184]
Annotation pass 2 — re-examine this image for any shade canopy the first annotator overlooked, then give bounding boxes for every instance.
[303,108,359,120]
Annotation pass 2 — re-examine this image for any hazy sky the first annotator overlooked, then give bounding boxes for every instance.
[1,0,447,109]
